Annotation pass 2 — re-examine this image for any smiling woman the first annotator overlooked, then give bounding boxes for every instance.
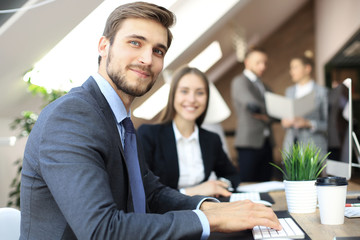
[137,65,240,197]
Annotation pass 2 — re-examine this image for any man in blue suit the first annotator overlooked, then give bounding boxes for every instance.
[20,2,280,239]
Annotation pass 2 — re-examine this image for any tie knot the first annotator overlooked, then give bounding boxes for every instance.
[122,117,135,133]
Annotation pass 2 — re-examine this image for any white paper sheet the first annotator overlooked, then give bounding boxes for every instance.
[265,91,315,119]
[236,181,285,193]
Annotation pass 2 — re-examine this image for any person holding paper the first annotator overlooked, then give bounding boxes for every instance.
[281,55,328,155]
[231,47,275,182]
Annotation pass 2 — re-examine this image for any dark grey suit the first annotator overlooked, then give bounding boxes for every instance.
[137,123,240,189]
[20,77,205,240]
[231,73,274,148]
[231,73,274,181]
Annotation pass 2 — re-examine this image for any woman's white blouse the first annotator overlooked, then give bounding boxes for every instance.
[172,121,205,189]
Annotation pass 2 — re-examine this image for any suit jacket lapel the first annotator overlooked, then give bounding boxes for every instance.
[244,74,264,100]
[82,77,124,153]
[161,123,180,188]
[198,129,211,179]
[287,86,296,98]
[82,77,134,211]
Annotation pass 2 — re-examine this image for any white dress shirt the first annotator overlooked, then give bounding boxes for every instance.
[295,80,314,98]
[172,121,205,189]
[243,69,258,82]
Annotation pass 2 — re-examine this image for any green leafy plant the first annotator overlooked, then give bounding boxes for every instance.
[7,78,68,208]
[270,141,329,181]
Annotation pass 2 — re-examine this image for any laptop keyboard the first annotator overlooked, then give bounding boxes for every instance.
[252,217,305,239]
[229,192,261,202]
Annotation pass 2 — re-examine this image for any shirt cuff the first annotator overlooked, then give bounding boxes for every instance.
[179,188,186,194]
[193,210,210,240]
[196,197,220,210]
[194,197,220,240]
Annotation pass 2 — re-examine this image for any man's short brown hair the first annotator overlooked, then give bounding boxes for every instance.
[98,1,176,65]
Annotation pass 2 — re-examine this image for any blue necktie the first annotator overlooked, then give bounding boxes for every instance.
[122,117,146,213]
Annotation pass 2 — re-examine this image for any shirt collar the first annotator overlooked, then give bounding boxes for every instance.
[296,79,314,90]
[92,72,130,123]
[295,80,315,98]
[172,121,199,142]
[243,69,258,82]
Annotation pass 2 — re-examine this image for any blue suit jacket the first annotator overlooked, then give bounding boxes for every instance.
[137,122,240,189]
[20,77,205,240]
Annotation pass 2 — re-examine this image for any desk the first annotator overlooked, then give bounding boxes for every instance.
[210,181,360,240]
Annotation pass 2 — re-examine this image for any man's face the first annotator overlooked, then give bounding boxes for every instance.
[244,51,268,78]
[100,18,168,97]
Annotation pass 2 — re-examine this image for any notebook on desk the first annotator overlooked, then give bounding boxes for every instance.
[236,181,285,193]
[229,192,275,205]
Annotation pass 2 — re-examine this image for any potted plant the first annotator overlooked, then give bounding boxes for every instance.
[270,141,329,213]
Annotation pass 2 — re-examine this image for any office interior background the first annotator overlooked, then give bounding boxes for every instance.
[0,0,359,207]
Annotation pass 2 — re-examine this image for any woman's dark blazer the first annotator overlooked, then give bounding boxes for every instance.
[138,122,240,189]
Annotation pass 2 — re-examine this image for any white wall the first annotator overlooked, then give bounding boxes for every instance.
[315,0,360,85]
[0,118,27,207]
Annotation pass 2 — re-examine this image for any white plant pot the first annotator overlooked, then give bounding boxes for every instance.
[284,180,317,213]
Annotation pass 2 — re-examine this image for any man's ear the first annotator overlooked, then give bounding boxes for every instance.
[98,36,109,59]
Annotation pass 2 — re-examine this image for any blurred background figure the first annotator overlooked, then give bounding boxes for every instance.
[138,66,240,197]
[231,47,275,182]
[281,55,328,156]
[328,78,349,161]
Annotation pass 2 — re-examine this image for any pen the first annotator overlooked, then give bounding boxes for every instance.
[345,203,360,207]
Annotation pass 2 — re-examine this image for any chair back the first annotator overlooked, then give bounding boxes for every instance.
[0,207,21,240]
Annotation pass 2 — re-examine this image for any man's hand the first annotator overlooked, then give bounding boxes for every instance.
[200,200,281,233]
[184,180,231,197]
[281,118,294,128]
[252,113,270,122]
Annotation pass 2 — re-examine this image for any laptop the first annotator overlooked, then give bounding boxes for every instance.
[353,131,360,164]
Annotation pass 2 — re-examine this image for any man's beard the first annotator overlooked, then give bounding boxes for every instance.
[106,52,156,97]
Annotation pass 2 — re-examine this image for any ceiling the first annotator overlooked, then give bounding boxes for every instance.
[0,0,314,119]
[0,0,27,26]
[0,0,104,119]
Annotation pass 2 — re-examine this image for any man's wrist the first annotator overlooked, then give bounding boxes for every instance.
[199,198,219,211]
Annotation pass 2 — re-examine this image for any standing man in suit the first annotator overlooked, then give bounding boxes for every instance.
[20,2,280,240]
[231,47,274,182]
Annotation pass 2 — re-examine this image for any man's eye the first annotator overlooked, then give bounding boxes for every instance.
[130,41,140,46]
[153,48,164,56]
